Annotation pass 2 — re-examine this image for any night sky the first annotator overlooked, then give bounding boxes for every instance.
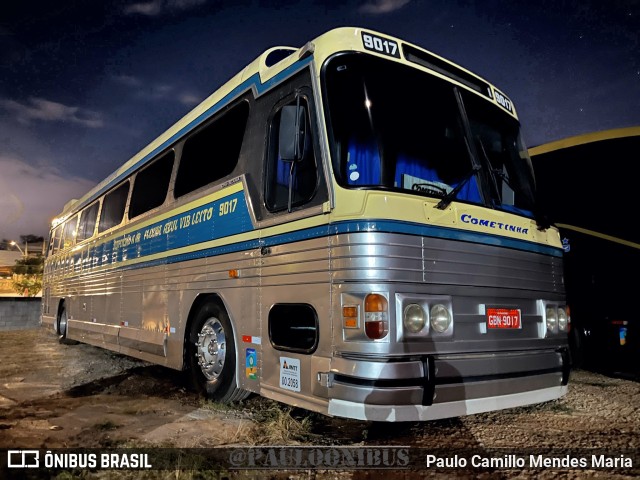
[1,0,638,241]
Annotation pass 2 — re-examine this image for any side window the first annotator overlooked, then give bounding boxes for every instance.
[265,97,318,212]
[48,225,63,256]
[174,101,249,198]
[61,215,78,250]
[98,182,130,233]
[77,202,100,242]
[129,150,174,219]
[268,304,319,353]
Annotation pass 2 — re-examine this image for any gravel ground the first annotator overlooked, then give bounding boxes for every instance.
[0,328,638,479]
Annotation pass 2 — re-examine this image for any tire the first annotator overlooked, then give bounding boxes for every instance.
[53,304,62,335]
[186,302,249,403]
[56,304,77,345]
[57,306,68,338]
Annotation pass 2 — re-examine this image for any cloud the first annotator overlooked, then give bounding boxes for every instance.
[0,97,104,128]
[112,74,143,87]
[0,156,96,240]
[132,83,174,101]
[178,92,201,106]
[124,0,206,16]
[124,1,163,15]
[112,75,201,106]
[112,74,172,99]
[359,0,411,14]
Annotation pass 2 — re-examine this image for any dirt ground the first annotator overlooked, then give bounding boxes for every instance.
[0,328,638,479]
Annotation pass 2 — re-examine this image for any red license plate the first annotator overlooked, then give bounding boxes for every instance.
[487,308,521,329]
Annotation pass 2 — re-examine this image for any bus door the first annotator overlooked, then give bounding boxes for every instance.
[257,84,332,405]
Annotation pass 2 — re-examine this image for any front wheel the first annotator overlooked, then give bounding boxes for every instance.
[186,302,249,403]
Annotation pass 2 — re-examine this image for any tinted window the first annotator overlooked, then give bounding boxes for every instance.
[48,225,63,256]
[98,182,129,233]
[324,54,479,204]
[61,215,78,250]
[463,91,536,215]
[129,150,174,219]
[323,54,536,216]
[77,202,100,242]
[265,98,318,211]
[174,101,249,198]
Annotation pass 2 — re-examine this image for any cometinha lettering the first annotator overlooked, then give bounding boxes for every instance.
[460,213,529,234]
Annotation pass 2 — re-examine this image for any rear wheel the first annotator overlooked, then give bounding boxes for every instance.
[56,304,77,345]
[187,302,249,402]
[58,307,68,337]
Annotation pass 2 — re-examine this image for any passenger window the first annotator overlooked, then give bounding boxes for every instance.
[61,215,78,250]
[129,150,174,219]
[174,101,249,198]
[265,97,318,212]
[77,202,100,242]
[268,304,318,353]
[48,225,63,256]
[98,182,130,233]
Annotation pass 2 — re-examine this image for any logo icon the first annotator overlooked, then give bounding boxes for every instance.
[7,450,40,468]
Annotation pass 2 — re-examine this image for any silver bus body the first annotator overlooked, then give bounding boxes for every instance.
[42,27,569,421]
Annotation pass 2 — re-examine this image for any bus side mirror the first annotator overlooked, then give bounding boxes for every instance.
[278,104,308,162]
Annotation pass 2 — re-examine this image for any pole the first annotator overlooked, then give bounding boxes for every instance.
[9,241,24,257]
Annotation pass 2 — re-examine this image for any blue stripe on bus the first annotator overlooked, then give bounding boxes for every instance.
[58,215,562,279]
[329,220,563,256]
[71,55,315,215]
[258,220,562,257]
[134,219,562,272]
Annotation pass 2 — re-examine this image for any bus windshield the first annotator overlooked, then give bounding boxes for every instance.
[323,53,536,215]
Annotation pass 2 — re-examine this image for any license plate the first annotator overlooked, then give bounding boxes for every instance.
[487,308,521,329]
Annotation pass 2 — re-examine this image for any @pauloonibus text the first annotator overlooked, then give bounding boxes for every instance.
[228,447,410,469]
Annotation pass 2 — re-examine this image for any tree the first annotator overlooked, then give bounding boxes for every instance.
[20,234,45,244]
[11,255,44,297]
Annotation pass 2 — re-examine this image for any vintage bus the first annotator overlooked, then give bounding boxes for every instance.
[530,127,640,378]
[42,27,569,421]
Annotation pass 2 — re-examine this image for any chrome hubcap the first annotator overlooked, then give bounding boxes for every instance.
[195,317,226,380]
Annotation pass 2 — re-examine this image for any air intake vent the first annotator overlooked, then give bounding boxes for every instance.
[265,48,296,67]
[403,44,492,99]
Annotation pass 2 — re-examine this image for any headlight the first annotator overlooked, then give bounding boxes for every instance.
[546,307,558,333]
[558,307,568,331]
[430,304,451,333]
[403,304,427,333]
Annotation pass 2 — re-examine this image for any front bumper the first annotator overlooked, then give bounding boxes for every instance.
[327,348,570,421]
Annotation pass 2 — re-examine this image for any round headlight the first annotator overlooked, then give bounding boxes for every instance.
[430,304,451,333]
[546,307,557,332]
[558,307,568,331]
[403,304,427,333]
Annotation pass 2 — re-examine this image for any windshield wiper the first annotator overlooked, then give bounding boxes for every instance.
[475,137,501,201]
[435,164,481,210]
[476,137,550,230]
[490,167,514,190]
